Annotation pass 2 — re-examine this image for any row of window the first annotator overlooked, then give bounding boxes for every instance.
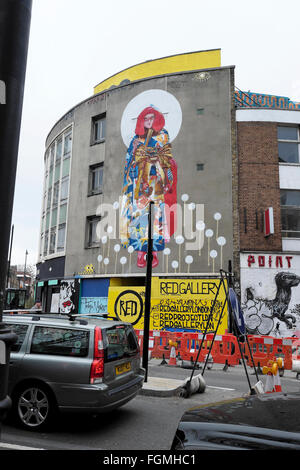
[278,126,300,238]
[40,127,73,258]
[40,115,106,260]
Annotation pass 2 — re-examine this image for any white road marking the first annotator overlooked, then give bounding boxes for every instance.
[207,385,236,391]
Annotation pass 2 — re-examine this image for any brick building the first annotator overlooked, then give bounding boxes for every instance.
[236,91,300,337]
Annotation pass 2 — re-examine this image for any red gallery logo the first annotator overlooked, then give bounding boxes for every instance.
[0,80,6,104]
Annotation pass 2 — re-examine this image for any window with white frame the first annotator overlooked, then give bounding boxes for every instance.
[281,189,300,238]
[40,127,72,259]
[92,114,106,144]
[278,126,300,163]
[57,224,66,252]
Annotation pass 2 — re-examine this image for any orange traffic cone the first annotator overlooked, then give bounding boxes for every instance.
[265,372,275,393]
[168,345,177,366]
[274,371,282,392]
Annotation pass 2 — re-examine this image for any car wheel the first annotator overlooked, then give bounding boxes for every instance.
[13,383,56,431]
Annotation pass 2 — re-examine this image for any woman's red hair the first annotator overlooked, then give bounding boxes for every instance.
[135,106,165,136]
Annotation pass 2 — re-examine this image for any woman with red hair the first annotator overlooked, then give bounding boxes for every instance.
[120,105,177,268]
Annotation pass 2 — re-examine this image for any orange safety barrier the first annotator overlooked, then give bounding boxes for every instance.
[134,329,293,369]
[151,331,172,359]
[245,335,292,370]
[209,334,240,366]
[179,332,214,363]
[292,338,300,361]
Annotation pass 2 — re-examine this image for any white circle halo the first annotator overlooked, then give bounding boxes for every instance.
[120,89,182,148]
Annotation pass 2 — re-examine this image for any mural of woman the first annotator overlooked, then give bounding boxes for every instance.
[120,105,177,268]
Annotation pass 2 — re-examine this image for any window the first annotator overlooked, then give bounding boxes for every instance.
[49,227,56,253]
[51,207,58,227]
[31,327,89,357]
[57,223,66,251]
[281,189,300,238]
[89,163,103,195]
[44,230,49,256]
[60,176,69,201]
[87,216,101,247]
[59,203,67,224]
[50,144,55,166]
[53,182,59,207]
[63,132,72,156]
[92,114,106,144]
[56,138,62,161]
[278,126,300,163]
[62,157,70,177]
[46,188,52,210]
[104,325,139,363]
[45,211,50,230]
[6,324,29,352]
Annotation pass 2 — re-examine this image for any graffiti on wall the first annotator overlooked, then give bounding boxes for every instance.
[59,280,76,314]
[241,254,300,338]
[80,297,108,314]
[107,278,228,333]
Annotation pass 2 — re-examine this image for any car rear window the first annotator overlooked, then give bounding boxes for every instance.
[5,323,29,352]
[104,325,139,363]
[31,326,89,357]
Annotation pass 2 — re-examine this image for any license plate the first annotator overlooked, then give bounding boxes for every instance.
[115,362,131,375]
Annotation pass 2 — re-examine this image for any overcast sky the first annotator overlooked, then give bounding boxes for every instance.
[11,0,300,267]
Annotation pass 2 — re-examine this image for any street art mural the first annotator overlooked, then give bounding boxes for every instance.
[120,90,181,269]
[92,89,231,275]
[107,277,228,334]
[59,280,76,314]
[240,254,300,338]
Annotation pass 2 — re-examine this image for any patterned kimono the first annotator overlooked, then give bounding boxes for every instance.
[120,127,177,252]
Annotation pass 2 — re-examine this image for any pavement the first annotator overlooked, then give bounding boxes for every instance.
[138,358,211,397]
[138,357,300,398]
[140,376,185,397]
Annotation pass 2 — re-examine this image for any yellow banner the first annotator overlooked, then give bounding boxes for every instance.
[107,278,228,334]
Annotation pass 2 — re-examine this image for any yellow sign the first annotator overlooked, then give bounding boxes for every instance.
[107,278,228,334]
[94,49,221,95]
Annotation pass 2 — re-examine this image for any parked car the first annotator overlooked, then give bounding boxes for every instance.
[3,313,145,431]
[171,392,300,450]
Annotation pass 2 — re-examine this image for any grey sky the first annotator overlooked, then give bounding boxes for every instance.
[11,0,300,267]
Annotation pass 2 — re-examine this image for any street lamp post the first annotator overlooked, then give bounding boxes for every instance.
[142,201,154,382]
[23,249,28,289]
[0,0,32,430]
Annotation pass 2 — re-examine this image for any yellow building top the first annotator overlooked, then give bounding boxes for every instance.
[94,49,221,95]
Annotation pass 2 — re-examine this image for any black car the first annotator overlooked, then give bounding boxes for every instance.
[171,392,300,450]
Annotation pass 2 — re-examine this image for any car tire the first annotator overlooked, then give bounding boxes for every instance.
[12,382,57,431]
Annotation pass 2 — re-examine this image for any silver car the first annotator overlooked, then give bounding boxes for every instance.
[3,313,145,431]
